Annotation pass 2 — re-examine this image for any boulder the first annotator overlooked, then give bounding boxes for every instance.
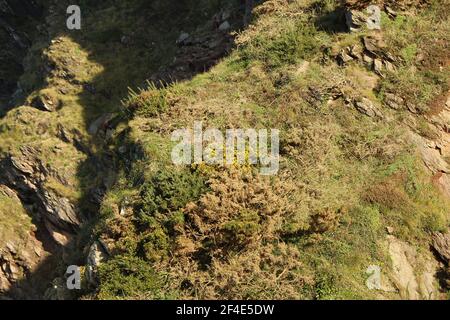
[363,36,385,55]
[218,21,231,31]
[337,49,354,65]
[354,98,383,118]
[373,58,383,75]
[384,93,404,110]
[346,5,381,32]
[366,5,382,30]
[31,95,56,112]
[348,44,363,60]
[176,32,190,45]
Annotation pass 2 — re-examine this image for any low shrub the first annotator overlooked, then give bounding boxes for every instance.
[97,255,175,299]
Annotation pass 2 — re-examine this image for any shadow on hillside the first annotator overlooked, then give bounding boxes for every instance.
[0,0,44,115]
[4,0,261,300]
[307,1,348,34]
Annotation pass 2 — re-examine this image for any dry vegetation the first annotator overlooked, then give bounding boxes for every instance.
[91,0,450,300]
[1,0,448,300]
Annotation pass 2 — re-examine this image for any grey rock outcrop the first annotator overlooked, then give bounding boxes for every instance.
[354,97,383,118]
[85,241,108,286]
[387,235,439,300]
[432,230,450,288]
[0,185,48,296]
[335,34,397,76]
[384,93,404,110]
[346,5,381,32]
[432,231,450,263]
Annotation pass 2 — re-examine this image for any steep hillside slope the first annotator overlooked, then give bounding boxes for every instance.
[0,0,449,300]
[0,0,243,299]
[91,0,450,300]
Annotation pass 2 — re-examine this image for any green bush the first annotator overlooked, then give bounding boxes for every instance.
[222,209,261,246]
[97,255,173,299]
[133,168,208,262]
[122,82,168,118]
[139,168,208,222]
[140,227,170,262]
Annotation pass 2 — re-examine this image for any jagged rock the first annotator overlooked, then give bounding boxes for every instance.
[362,35,396,67]
[39,189,79,227]
[346,5,381,32]
[0,210,47,296]
[0,146,82,244]
[354,97,383,118]
[363,53,374,64]
[88,113,116,136]
[31,95,55,112]
[432,231,450,263]
[348,44,363,59]
[345,10,367,32]
[363,36,385,55]
[410,132,450,174]
[384,93,404,110]
[373,58,383,74]
[337,49,354,65]
[176,32,190,45]
[385,6,397,19]
[384,60,395,72]
[218,20,231,31]
[335,34,397,74]
[85,241,108,286]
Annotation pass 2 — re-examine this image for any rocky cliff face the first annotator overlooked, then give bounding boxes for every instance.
[0,1,71,299]
[0,146,82,244]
